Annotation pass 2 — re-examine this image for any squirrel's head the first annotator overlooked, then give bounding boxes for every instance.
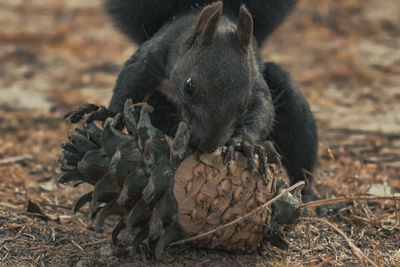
[169,2,256,153]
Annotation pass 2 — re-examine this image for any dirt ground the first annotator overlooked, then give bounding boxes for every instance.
[1,0,400,266]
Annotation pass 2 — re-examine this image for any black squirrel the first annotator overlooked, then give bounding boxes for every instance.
[67,0,318,202]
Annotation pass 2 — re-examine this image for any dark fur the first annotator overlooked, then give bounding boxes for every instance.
[264,62,318,199]
[105,1,318,199]
[104,0,298,45]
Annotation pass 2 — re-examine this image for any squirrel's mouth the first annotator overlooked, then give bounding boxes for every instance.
[190,133,220,154]
[198,144,219,154]
[186,117,234,154]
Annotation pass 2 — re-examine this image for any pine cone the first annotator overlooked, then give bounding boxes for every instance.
[58,99,300,259]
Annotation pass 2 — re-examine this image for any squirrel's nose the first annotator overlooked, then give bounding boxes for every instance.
[197,140,219,154]
[190,134,200,147]
[190,131,218,153]
[188,124,219,153]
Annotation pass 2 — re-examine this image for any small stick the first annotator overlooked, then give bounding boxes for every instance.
[1,252,10,262]
[303,217,378,267]
[300,195,400,209]
[326,128,400,139]
[71,240,84,251]
[169,181,305,246]
[0,154,33,166]
[81,238,110,247]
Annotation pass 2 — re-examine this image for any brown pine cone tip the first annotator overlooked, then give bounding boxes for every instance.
[58,99,300,258]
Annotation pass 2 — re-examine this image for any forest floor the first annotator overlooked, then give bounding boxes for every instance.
[1,0,399,266]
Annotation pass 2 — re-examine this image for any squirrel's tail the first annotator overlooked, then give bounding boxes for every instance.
[104,0,298,45]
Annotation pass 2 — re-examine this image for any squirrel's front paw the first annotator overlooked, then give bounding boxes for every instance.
[224,137,281,175]
[64,104,117,124]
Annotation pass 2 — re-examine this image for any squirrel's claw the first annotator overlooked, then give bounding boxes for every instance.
[85,106,116,123]
[224,137,257,174]
[224,137,239,163]
[64,103,100,123]
[225,138,281,176]
[262,140,281,168]
[254,144,267,175]
[242,140,256,174]
[64,104,119,125]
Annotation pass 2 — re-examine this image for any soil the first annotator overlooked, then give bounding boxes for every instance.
[0,0,399,266]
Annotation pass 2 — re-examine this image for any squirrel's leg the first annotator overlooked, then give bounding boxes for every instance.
[225,73,277,175]
[109,47,182,136]
[65,46,166,124]
[262,62,319,203]
[109,47,165,113]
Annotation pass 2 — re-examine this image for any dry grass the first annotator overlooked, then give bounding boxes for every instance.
[0,0,399,266]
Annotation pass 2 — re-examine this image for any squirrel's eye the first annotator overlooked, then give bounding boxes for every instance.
[184,77,195,96]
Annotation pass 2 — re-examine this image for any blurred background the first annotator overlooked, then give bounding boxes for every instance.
[0,0,399,265]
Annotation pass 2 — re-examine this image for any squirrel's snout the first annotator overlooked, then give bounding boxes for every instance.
[198,143,218,154]
[190,134,200,147]
[197,136,220,154]
[190,131,218,154]
[189,122,231,154]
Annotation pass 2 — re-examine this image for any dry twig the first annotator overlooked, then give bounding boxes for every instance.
[326,128,400,139]
[301,195,400,209]
[0,155,33,166]
[71,240,84,251]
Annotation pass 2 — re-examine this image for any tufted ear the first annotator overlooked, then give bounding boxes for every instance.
[190,1,223,46]
[237,5,253,48]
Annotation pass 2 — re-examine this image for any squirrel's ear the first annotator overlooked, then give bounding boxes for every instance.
[237,5,253,48]
[190,1,223,45]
